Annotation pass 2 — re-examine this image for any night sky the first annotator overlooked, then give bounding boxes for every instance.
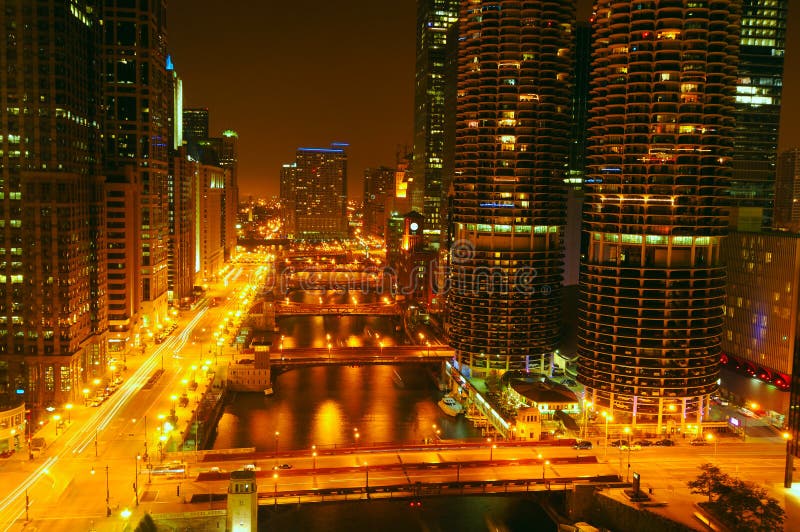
[168,1,800,199]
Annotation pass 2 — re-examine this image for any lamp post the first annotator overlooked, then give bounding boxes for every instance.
[623,427,632,482]
[784,432,793,488]
[602,412,613,460]
[364,462,370,499]
[706,432,717,458]
[92,465,112,517]
[134,455,140,506]
[53,414,61,435]
[327,342,332,360]
[312,450,317,472]
[354,428,360,448]
[65,403,72,424]
[273,472,278,508]
[83,388,90,406]
[582,400,592,440]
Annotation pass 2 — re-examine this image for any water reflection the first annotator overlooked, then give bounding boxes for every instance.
[214,363,481,451]
[213,288,480,451]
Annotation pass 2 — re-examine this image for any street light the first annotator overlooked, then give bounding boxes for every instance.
[65,403,72,424]
[364,462,370,499]
[92,465,112,517]
[582,400,592,440]
[706,432,717,458]
[82,388,90,406]
[274,431,280,456]
[134,455,140,506]
[53,414,61,435]
[623,426,632,482]
[784,432,793,488]
[327,342,332,360]
[537,455,547,480]
[354,428,360,448]
[273,472,279,508]
[601,412,613,459]
[490,444,496,461]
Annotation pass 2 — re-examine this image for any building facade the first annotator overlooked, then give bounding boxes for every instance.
[774,148,800,231]
[0,0,108,416]
[362,166,396,239]
[578,0,740,427]
[291,145,349,240]
[102,0,171,340]
[721,231,799,392]
[448,1,575,376]
[183,108,210,143]
[729,0,788,231]
[413,0,459,249]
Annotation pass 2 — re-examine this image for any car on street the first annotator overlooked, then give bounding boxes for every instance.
[609,439,625,447]
[653,439,675,447]
[633,439,653,447]
[573,440,593,450]
[690,438,709,446]
[273,463,293,470]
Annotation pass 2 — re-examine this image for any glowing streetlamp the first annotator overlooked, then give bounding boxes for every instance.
[65,403,73,424]
[273,472,279,508]
[601,412,613,459]
[82,388,90,406]
[582,400,593,439]
[706,432,717,458]
[53,414,61,435]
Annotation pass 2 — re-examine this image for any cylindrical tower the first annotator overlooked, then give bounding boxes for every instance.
[578,0,740,426]
[448,1,575,376]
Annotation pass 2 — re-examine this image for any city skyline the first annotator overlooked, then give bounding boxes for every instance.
[169,1,800,199]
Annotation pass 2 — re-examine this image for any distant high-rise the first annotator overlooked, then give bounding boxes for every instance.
[183,108,210,143]
[285,144,349,240]
[363,167,396,238]
[413,0,459,249]
[775,148,800,231]
[218,130,239,261]
[578,1,740,427]
[729,0,787,231]
[0,0,107,414]
[448,1,575,374]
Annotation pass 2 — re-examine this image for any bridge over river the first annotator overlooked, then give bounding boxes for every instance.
[270,344,454,367]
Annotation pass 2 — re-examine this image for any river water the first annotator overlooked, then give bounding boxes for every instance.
[212,289,482,451]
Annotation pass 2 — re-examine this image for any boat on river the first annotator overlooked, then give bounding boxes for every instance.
[437,395,463,417]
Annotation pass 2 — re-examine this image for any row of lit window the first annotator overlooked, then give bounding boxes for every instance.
[593,233,715,246]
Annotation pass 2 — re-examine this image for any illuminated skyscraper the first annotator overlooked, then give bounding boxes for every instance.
[578,0,740,427]
[729,0,788,231]
[0,0,107,414]
[413,0,459,249]
[183,108,210,143]
[288,144,349,240]
[448,1,575,374]
[103,0,171,338]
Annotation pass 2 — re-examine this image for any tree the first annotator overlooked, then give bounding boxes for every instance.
[687,463,729,503]
[688,464,786,532]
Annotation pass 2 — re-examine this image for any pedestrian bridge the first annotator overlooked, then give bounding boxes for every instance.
[270,345,454,367]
